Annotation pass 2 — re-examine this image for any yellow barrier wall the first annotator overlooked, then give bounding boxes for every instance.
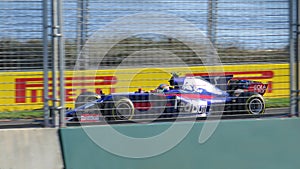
[0,63,289,111]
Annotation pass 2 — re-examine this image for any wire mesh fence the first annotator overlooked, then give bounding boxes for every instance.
[64,0,292,123]
[0,0,47,70]
[0,0,297,124]
[64,0,290,70]
[0,0,47,120]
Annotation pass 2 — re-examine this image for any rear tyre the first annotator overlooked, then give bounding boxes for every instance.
[236,92,265,115]
[245,94,265,115]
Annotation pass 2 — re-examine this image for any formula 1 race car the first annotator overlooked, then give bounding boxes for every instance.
[66,73,268,122]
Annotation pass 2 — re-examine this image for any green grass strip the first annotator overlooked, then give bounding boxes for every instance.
[265,98,290,108]
[0,111,43,119]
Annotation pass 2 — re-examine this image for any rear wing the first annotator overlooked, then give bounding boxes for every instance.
[248,83,268,95]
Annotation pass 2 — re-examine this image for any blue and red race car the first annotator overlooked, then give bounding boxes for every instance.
[66,73,268,122]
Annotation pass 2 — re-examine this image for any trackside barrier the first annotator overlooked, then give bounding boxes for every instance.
[0,128,64,169]
[0,63,290,111]
[60,118,300,169]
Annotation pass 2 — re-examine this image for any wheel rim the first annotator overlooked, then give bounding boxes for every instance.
[248,98,263,114]
[116,102,133,119]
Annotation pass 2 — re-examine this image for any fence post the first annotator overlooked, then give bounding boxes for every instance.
[43,0,50,127]
[58,0,65,127]
[51,0,59,127]
[77,0,89,67]
[289,0,299,116]
[296,0,299,115]
[298,0,300,115]
[207,0,218,45]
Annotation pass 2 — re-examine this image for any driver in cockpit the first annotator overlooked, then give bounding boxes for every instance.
[156,84,170,93]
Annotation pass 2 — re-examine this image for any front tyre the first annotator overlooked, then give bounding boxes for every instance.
[75,91,100,108]
[104,97,135,121]
[74,92,101,121]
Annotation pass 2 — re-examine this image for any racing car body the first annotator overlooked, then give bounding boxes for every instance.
[66,73,268,122]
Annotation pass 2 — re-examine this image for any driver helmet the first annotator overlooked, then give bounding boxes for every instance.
[157,84,170,92]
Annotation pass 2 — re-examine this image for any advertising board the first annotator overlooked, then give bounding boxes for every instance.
[0,63,289,111]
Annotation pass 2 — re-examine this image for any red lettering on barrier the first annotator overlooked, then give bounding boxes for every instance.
[14,70,275,104]
[15,76,117,103]
[65,89,76,102]
[31,90,37,103]
[15,78,41,103]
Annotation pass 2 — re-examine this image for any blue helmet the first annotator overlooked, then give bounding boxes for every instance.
[157,84,170,92]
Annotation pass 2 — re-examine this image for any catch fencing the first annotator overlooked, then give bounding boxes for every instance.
[0,0,298,126]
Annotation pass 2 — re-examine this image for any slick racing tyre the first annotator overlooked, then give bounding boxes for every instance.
[245,94,265,115]
[104,97,135,121]
[75,91,100,108]
[237,92,265,115]
[74,92,101,121]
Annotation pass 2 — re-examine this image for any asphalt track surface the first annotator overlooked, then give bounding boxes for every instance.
[0,107,290,129]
